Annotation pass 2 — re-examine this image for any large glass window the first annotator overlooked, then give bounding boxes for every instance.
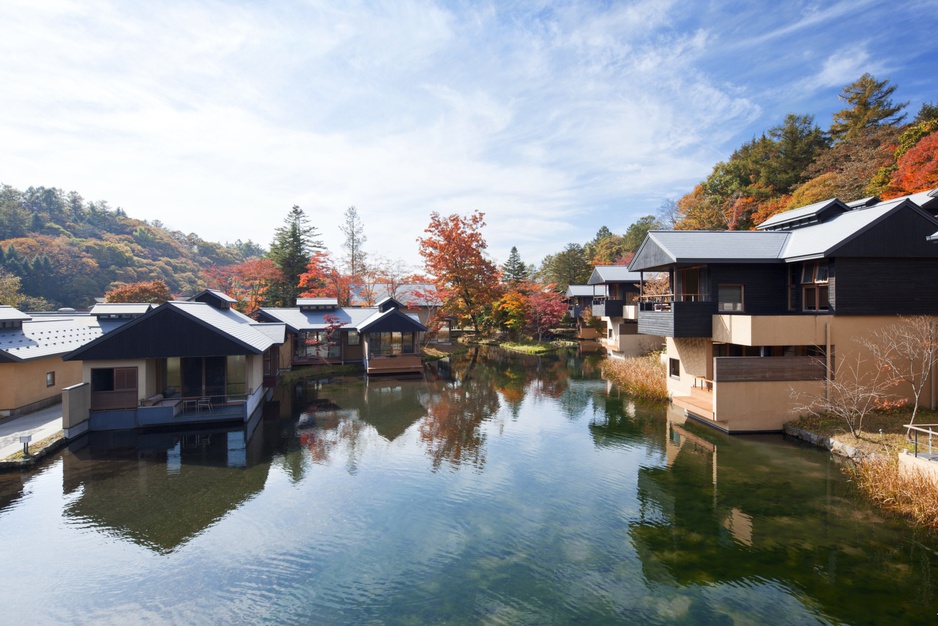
[297,331,342,359]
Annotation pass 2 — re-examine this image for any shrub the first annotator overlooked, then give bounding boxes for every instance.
[601,354,668,401]
[848,456,938,530]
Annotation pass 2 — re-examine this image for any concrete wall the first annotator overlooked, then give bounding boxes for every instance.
[899,451,938,484]
[0,357,83,417]
[62,382,91,438]
[82,359,153,404]
[713,380,822,432]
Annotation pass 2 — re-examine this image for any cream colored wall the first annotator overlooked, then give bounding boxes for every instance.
[665,337,712,398]
[82,359,153,404]
[0,357,83,414]
[247,354,264,393]
[712,315,829,346]
[714,380,822,432]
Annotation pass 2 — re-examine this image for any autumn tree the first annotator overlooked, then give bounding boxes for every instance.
[525,286,567,342]
[299,251,353,306]
[884,131,938,198]
[206,258,282,313]
[268,205,323,307]
[417,211,500,333]
[339,205,367,277]
[105,279,172,304]
[829,74,907,143]
[0,268,22,306]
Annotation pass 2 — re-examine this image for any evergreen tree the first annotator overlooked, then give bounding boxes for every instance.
[829,74,907,143]
[539,243,591,292]
[268,205,323,307]
[623,216,661,254]
[502,246,529,284]
[764,113,829,193]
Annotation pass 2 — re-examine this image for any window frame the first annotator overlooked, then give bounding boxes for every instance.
[717,284,744,313]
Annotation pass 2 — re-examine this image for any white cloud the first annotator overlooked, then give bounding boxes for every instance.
[1,0,936,270]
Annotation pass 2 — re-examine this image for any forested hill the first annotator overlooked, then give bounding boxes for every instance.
[0,184,264,309]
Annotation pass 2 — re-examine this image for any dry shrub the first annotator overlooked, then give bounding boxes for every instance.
[602,354,668,401]
[848,456,938,529]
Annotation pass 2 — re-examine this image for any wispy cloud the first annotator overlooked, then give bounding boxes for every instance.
[1,0,936,269]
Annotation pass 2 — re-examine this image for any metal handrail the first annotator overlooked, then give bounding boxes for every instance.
[905,424,938,458]
[638,292,711,303]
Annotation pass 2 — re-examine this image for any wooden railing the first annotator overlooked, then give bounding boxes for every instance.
[90,390,137,410]
[714,356,826,383]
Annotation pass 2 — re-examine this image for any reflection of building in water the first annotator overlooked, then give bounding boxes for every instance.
[629,407,938,625]
[60,420,271,554]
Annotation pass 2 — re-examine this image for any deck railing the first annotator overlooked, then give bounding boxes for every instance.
[906,424,938,459]
[639,293,710,311]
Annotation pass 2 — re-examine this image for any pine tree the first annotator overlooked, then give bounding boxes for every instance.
[502,246,529,284]
[829,74,907,143]
[268,205,323,307]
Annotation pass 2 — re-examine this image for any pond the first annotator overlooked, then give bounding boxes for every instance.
[1,347,937,625]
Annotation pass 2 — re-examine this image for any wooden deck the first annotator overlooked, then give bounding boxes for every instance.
[672,386,715,420]
[366,355,423,375]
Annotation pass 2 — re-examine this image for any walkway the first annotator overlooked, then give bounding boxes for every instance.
[0,404,64,461]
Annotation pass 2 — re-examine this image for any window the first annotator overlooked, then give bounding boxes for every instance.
[801,261,830,312]
[45,371,55,387]
[347,331,360,346]
[669,358,680,378]
[90,367,138,392]
[717,285,744,312]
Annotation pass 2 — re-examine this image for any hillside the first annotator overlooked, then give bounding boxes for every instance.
[0,184,263,309]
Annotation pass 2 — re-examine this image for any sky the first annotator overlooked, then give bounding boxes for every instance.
[2,0,937,271]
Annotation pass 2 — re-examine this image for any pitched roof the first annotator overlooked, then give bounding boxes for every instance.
[779,198,906,260]
[89,303,155,317]
[0,314,119,363]
[257,306,379,333]
[65,301,281,361]
[357,308,426,333]
[756,198,849,231]
[565,285,597,297]
[629,231,788,270]
[587,266,643,285]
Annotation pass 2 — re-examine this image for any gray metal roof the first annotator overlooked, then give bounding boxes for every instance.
[167,301,280,353]
[0,306,31,323]
[258,307,380,333]
[297,298,339,307]
[357,308,426,333]
[565,285,597,297]
[756,198,849,231]
[190,289,237,303]
[89,303,155,317]
[630,230,789,271]
[780,199,901,260]
[0,316,114,362]
[587,266,643,285]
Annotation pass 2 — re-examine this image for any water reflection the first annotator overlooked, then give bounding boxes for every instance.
[60,419,277,554]
[630,406,938,625]
[2,348,938,624]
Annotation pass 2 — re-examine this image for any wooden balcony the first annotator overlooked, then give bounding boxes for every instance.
[713,356,826,382]
[638,294,714,337]
[366,354,423,375]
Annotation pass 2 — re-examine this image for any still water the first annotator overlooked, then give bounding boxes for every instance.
[1,347,937,625]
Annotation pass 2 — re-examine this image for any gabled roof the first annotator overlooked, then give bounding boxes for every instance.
[0,305,31,323]
[756,198,850,231]
[256,307,379,333]
[629,231,788,271]
[630,196,938,271]
[358,307,426,333]
[90,303,155,318]
[565,285,597,298]
[587,266,643,285]
[1,315,117,363]
[297,297,339,308]
[65,301,281,361]
[190,289,237,305]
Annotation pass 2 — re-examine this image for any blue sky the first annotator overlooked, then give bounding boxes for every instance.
[2,0,937,270]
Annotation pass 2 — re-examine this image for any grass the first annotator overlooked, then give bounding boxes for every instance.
[601,354,669,401]
[1,430,64,463]
[421,345,468,361]
[847,456,938,530]
[278,364,361,385]
[789,406,938,530]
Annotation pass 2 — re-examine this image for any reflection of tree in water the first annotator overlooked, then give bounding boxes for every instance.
[419,347,501,471]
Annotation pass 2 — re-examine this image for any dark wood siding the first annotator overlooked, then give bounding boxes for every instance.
[631,239,676,270]
[835,206,938,258]
[707,264,788,315]
[639,302,713,337]
[832,257,938,315]
[74,308,259,360]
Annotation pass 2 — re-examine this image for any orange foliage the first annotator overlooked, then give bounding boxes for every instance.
[884,131,938,198]
[298,251,353,306]
[105,279,172,304]
[205,258,281,313]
